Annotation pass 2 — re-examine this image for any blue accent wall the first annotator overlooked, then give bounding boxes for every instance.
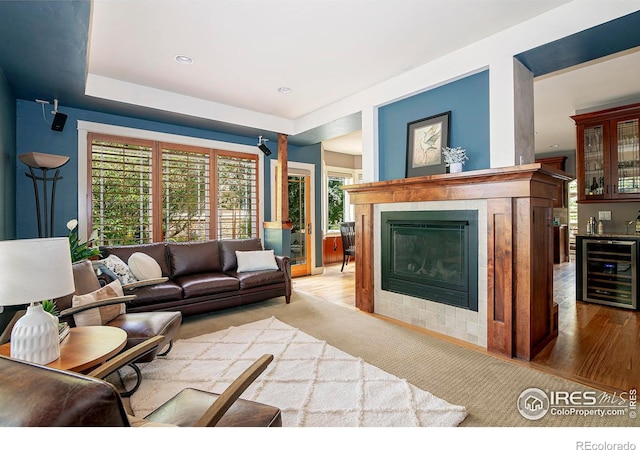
[378,70,490,181]
[0,66,16,240]
[15,100,304,239]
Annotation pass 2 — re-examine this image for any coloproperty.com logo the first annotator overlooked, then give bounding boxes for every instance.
[517,387,637,421]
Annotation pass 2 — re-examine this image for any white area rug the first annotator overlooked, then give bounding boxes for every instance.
[125,317,468,426]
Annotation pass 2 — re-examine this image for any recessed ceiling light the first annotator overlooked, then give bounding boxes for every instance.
[175,55,193,64]
[549,144,559,148]
[277,87,292,94]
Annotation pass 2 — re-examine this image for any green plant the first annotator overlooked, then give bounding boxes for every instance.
[41,299,59,317]
[67,219,101,263]
[328,177,345,230]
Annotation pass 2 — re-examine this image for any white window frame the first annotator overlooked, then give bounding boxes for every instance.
[323,164,357,238]
[77,120,264,242]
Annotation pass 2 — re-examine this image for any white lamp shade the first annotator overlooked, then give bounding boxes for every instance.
[0,237,75,306]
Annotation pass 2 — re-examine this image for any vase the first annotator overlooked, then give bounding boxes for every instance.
[449,162,463,173]
[10,303,60,365]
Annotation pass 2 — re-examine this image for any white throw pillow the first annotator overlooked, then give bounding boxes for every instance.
[235,250,278,273]
[98,254,138,285]
[128,252,162,280]
[72,280,126,327]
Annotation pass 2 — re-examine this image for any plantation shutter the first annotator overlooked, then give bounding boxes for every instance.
[216,152,258,239]
[90,134,259,244]
[91,138,153,245]
[161,147,211,242]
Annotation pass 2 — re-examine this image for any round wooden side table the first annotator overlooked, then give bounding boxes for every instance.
[0,326,127,373]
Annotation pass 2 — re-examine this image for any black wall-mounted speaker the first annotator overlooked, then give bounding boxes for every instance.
[51,112,67,132]
[258,143,272,156]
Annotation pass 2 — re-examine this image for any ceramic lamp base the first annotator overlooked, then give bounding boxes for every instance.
[10,303,60,365]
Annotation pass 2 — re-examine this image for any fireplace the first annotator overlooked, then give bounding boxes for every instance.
[381,210,478,311]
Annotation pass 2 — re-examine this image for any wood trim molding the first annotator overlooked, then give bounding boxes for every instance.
[487,198,513,357]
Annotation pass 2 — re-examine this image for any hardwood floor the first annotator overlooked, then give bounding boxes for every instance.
[531,260,639,393]
[292,262,357,310]
[293,260,640,394]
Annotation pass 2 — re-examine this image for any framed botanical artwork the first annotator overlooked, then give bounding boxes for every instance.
[405,111,451,177]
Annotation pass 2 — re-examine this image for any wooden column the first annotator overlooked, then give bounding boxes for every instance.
[487,197,514,358]
[354,203,374,312]
[263,133,292,259]
[276,134,289,222]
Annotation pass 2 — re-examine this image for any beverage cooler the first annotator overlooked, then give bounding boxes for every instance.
[577,237,637,310]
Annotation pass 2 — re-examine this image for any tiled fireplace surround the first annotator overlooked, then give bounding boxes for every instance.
[374,200,488,347]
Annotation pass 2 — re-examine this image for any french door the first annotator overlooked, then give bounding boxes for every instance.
[288,174,312,277]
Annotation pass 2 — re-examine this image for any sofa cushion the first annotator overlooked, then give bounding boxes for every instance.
[107,311,182,363]
[175,273,240,298]
[54,260,104,312]
[101,243,170,278]
[236,250,278,272]
[220,239,263,272]
[122,278,169,290]
[72,280,126,326]
[122,281,184,307]
[233,270,285,290]
[167,240,221,277]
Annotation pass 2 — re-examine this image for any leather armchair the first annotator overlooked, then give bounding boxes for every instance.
[54,259,183,395]
[0,346,281,427]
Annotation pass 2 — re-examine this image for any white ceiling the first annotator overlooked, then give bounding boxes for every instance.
[323,130,363,155]
[86,1,640,156]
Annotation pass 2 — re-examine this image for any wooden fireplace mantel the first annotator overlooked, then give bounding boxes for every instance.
[343,163,573,361]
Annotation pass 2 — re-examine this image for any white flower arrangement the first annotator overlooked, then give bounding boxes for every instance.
[442,147,468,165]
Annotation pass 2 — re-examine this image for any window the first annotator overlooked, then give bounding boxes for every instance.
[327,176,346,231]
[91,138,153,245]
[90,134,258,245]
[216,151,258,239]
[323,166,359,235]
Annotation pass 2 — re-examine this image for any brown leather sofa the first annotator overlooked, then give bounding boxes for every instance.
[99,238,291,317]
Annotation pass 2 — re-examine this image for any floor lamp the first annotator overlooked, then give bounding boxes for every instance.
[18,152,70,238]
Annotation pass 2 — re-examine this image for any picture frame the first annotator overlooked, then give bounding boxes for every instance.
[405,111,451,178]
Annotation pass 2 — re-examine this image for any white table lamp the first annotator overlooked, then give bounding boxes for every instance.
[0,237,75,364]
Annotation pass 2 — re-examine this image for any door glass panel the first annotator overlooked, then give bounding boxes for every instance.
[584,125,604,196]
[617,119,640,194]
[289,175,306,267]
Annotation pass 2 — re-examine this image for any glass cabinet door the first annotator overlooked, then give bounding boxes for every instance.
[615,118,640,195]
[583,125,605,197]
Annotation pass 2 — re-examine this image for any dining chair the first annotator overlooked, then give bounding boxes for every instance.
[339,222,356,272]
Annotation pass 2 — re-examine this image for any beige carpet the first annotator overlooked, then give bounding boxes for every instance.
[170,291,636,427]
[126,317,467,426]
